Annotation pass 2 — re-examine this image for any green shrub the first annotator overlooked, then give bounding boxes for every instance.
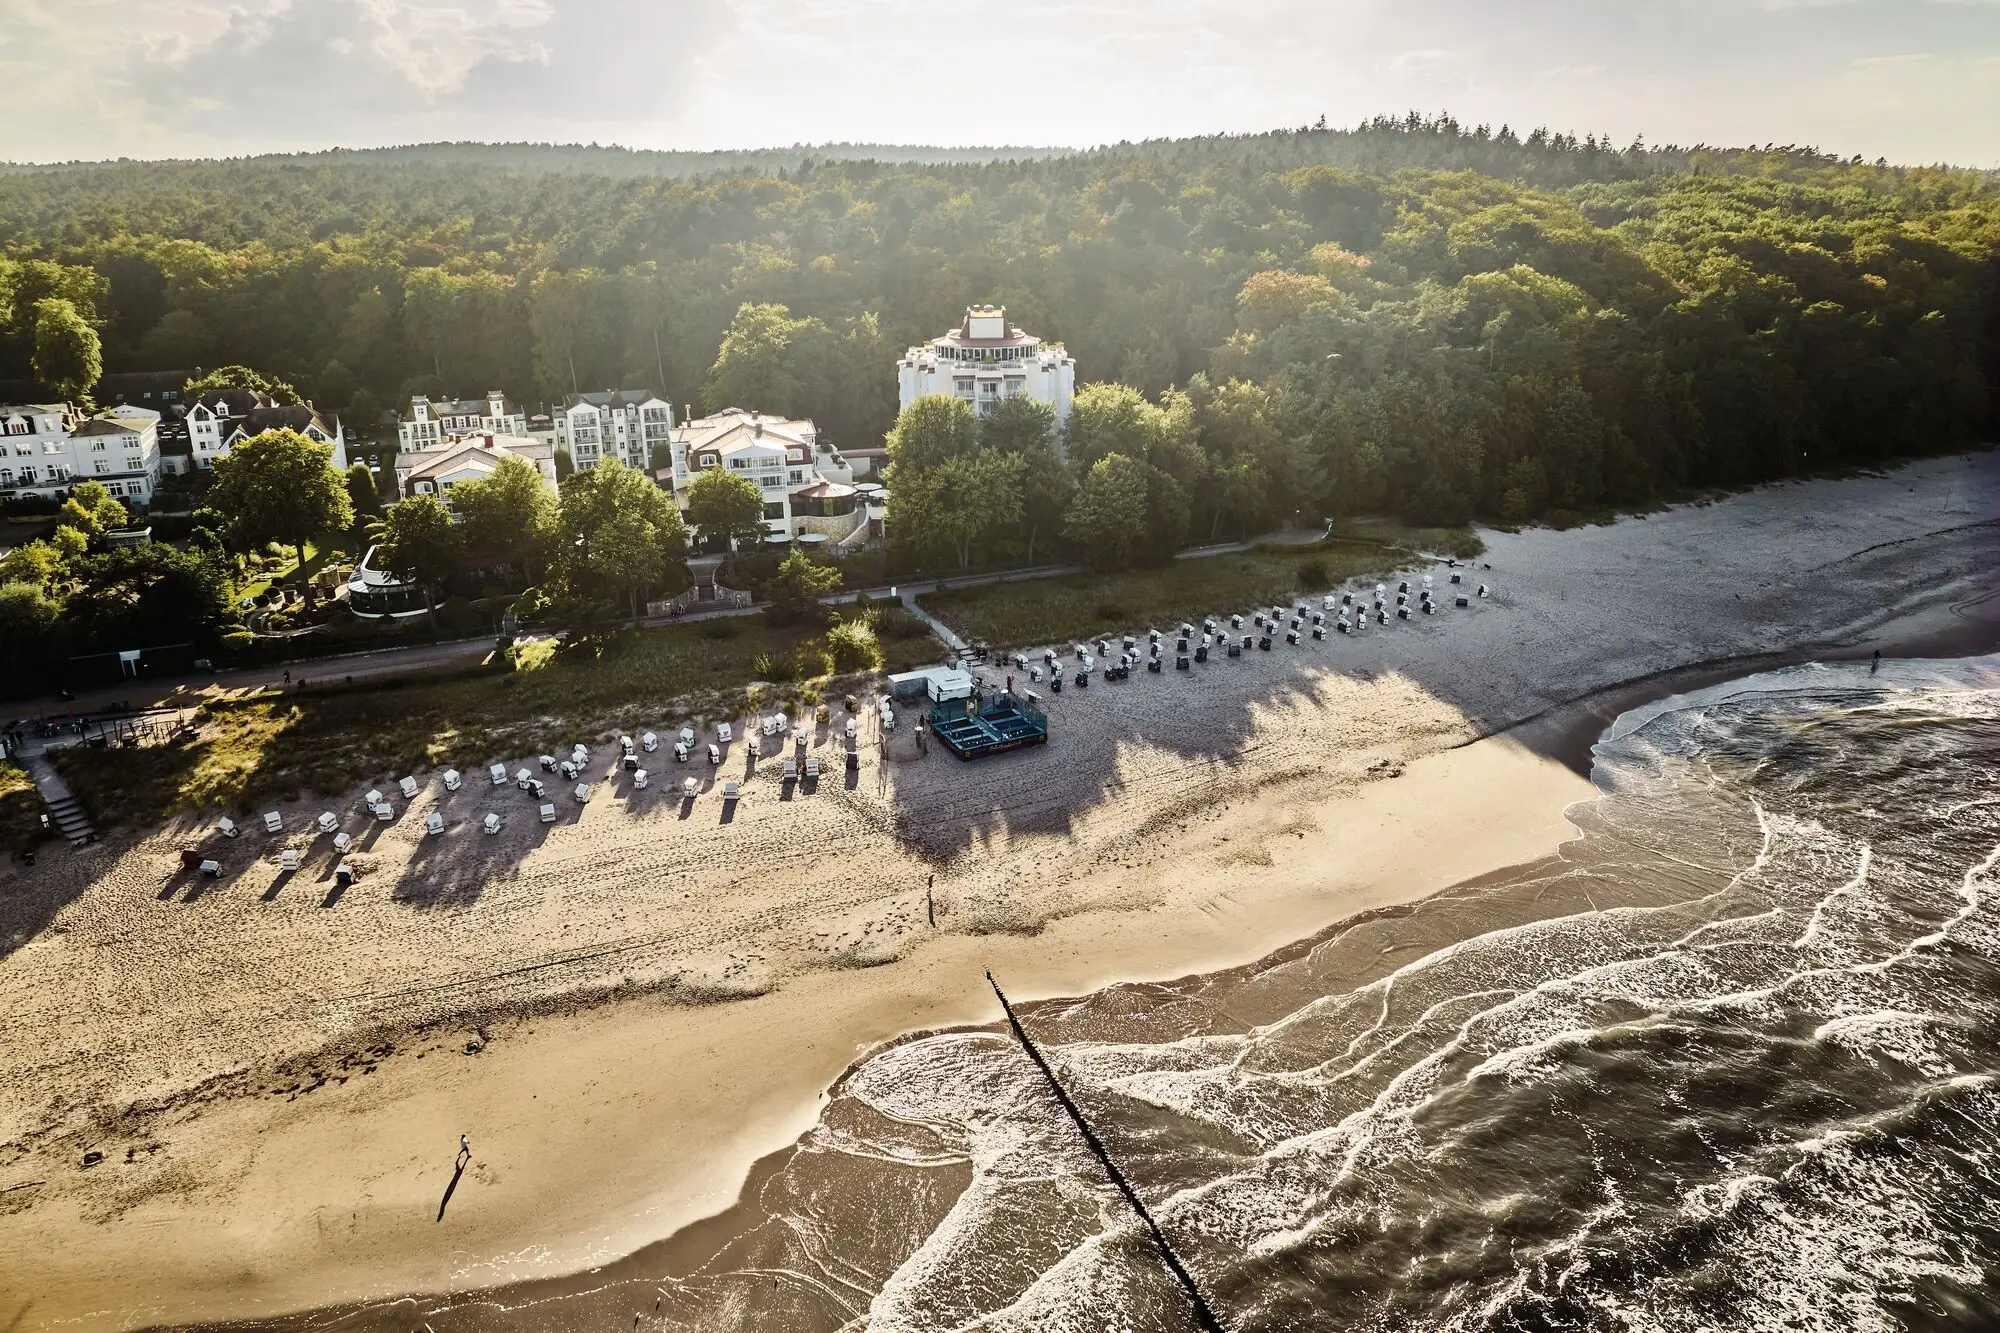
[753,651,795,682]
[794,641,832,679]
[825,618,884,673]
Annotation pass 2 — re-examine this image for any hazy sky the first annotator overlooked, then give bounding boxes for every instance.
[2,0,1998,165]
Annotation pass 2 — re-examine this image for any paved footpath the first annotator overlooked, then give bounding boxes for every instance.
[2,528,1327,740]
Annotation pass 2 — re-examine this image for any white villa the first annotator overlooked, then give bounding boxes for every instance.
[184,388,348,472]
[898,304,1076,428]
[552,390,675,472]
[663,408,870,545]
[0,402,164,504]
[395,431,557,507]
[398,392,528,451]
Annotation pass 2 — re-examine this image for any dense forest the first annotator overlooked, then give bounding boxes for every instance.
[2,115,1996,536]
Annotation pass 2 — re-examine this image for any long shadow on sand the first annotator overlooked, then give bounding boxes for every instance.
[870,458,2000,863]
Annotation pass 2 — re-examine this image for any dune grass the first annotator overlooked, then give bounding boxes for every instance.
[0,762,44,851]
[50,613,940,824]
[919,532,1471,648]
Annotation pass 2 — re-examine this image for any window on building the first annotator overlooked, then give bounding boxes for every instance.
[789,470,803,484]
[91,441,106,451]
[95,461,110,473]
[0,469,11,485]
[763,502,784,520]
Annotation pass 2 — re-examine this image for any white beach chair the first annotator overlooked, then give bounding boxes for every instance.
[442,768,461,791]
[748,737,761,758]
[483,812,502,835]
[425,811,445,836]
[881,712,896,732]
[365,788,382,807]
[375,801,395,821]
[641,731,658,752]
[708,743,721,766]
[280,849,300,871]
[574,782,591,804]
[333,861,354,886]
[398,776,418,799]
[782,757,798,781]
[722,780,740,800]
[489,763,508,786]
[679,726,695,746]
[682,776,698,799]
[262,811,283,834]
[199,858,221,877]
[805,756,820,780]
[538,802,557,823]
[539,754,558,772]
[332,831,352,853]
[559,760,580,781]
[315,811,338,834]
[631,769,649,790]
[620,734,635,756]
[675,741,690,763]
[717,721,733,744]
[516,768,533,789]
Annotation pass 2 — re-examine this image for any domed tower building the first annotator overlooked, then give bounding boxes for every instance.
[897,305,1075,430]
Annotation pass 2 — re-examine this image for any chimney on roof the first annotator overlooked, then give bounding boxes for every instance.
[753,419,763,438]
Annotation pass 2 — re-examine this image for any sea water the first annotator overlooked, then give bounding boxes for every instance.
[310,656,2000,1332]
[637,655,2000,1331]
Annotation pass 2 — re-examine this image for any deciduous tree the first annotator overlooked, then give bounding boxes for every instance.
[376,493,462,623]
[684,466,768,550]
[31,298,101,405]
[205,429,354,606]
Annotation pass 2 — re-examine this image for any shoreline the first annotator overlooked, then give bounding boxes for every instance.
[190,623,2000,1333]
[3,453,1994,1332]
[23,735,1601,1332]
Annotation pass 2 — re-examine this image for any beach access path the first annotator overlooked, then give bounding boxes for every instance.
[1,525,1332,740]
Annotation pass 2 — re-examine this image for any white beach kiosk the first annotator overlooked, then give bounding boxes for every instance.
[888,667,975,706]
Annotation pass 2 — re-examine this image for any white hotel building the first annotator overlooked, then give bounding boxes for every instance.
[551,390,676,472]
[897,305,1076,428]
[0,402,164,504]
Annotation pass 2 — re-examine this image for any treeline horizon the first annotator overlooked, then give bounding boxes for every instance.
[2,112,1995,537]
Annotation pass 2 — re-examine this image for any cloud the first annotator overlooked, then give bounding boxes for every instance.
[0,0,1996,163]
[0,0,733,156]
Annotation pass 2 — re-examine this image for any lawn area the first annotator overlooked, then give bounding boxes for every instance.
[920,531,1475,648]
[50,612,940,824]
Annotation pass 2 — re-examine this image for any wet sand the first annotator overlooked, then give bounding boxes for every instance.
[0,451,1994,1331]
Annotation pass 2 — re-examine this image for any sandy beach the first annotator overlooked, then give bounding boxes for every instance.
[1,451,1995,1331]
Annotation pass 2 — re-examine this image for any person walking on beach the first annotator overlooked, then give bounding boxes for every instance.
[459,1133,470,1158]
[1871,650,1881,675]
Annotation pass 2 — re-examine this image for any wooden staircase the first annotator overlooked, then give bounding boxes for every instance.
[24,756,96,846]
